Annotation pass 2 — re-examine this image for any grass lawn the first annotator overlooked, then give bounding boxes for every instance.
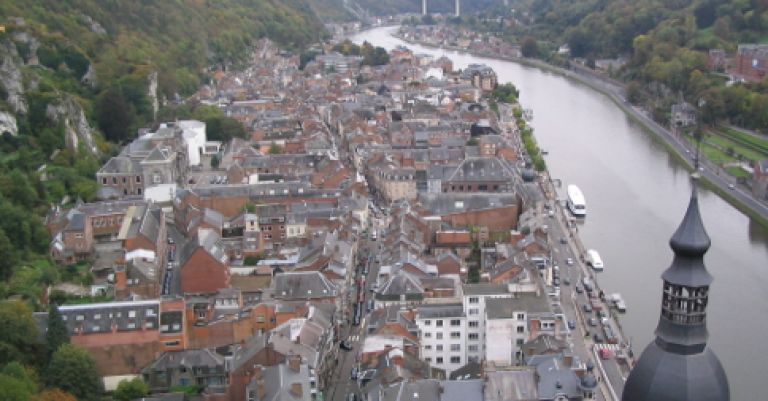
[725,166,751,178]
[721,127,768,154]
[683,134,735,164]
[706,133,765,161]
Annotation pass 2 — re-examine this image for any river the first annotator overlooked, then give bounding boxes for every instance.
[351,26,768,400]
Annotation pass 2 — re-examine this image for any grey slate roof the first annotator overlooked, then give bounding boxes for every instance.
[99,156,142,174]
[418,193,517,215]
[142,349,224,373]
[445,157,514,183]
[440,379,484,401]
[272,271,339,299]
[462,283,510,296]
[416,304,464,319]
[485,294,551,319]
[179,228,228,267]
[529,355,583,401]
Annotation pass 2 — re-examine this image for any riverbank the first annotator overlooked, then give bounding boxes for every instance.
[393,31,768,228]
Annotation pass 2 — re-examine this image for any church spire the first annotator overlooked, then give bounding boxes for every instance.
[622,177,729,401]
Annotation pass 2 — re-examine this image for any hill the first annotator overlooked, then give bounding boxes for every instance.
[0,1,327,299]
[353,0,508,17]
[470,0,768,130]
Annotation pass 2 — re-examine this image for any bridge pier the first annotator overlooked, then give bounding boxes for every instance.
[422,0,427,15]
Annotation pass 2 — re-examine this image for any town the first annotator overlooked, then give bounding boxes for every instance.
[40,37,635,401]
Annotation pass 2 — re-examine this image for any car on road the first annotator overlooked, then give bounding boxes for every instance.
[563,277,571,286]
[593,333,604,343]
[600,348,614,360]
[728,183,735,190]
[167,237,175,244]
[167,262,174,271]
[553,278,560,287]
[351,366,358,380]
[566,257,574,266]
[568,320,576,330]
[582,304,593,313]
[340,341,353,351]
[575,285,583,294]
[560,237,567,244]
[588,317,598,327]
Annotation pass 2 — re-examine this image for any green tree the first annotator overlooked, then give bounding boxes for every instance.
[521,37,539,58]
[46,344,103,401]
[243,254,263,265]
[204,116,247,142]
[96,87,135,143]
[113,377,149,401]
[46,304,70,358]
[269,143,282,154]
[0,372,34,401]
[211,154,221,169]
[0,300,40,366]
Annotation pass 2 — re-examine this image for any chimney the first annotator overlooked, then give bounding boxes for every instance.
[563,352,573,367]
[115,270,127,291]
[289,383,303,397]
[288,355,301,372]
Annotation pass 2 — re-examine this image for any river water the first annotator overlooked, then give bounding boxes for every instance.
[351,26,768,400]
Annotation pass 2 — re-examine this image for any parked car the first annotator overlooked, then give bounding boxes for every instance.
[588,317,598,327]
[567,320,576,330]
[582,304,593,313]
[351,366,358,380]
[566,258,574,266]
[563,277,571,286]
[575,285,583,294]
[340,341,353,351]
[593,333,604,343]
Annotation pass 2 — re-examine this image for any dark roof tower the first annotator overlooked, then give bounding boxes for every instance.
[622,178,729,401]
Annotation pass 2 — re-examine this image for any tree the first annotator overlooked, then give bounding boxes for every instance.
[46,344,103,401]
[243,254,263,266]
[46,304,70,358]
[96,87,135,143]
[0,300,40,365]
[521,37,539,58]
[37,389,78,401]
[113,377,149,401]
[268,143,282,154]
[210,154,220,169]
[204,116,247,142]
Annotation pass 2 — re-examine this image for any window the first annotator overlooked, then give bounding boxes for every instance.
[468,308,479,315]
[517,326,525,333]
[136,175,141,183]
[122,177,127,184]
[137,188,142,195]
[516,339,525,346]
[436,357,443,364]
[425,357,432,363]
[424,332,432,338]
[468,345,479,352]
[436,320,443,327]
[450,356,461,364]
[436,333,443,340]
[450,344,460,351]
[76,315,85,321]
[424,345,432,350]
[112,177,117,184]
[450,332,460,339]
[469,321,479,328]
[436,345,443,351]
[468,333,479,340]
[450,319,461,326]
[469,297,479,304]
[102,178,107,185]
[256,315,265,323]
[517,313,525,321]
[94,314,101,319]
[75,233,84,239]
[128,310,136,318]
[424,320,431,326]
[127,323,136,329]
[145,321,154,329]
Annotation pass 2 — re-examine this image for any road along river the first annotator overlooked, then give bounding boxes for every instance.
[351,26,768,400]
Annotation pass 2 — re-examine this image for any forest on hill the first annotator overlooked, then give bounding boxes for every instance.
[463,0,768,130]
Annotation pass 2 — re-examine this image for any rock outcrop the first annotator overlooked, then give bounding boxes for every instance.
[0,111,18,136]
[46,95,100,155]
[0,39,28,114]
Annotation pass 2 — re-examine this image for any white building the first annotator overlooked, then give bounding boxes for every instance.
[415,304,466,375]
[484,294,556,366]
[462,283,516,362]
[178,120,207,166]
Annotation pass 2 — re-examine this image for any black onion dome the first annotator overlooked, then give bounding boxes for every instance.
[669,190,710,257]
[622,341,729,401]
